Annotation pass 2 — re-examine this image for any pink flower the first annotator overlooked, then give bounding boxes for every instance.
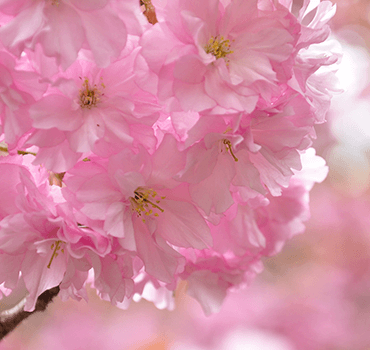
[63,134,212,284]
[0,0,340,318]
[141,0,297,113]
[176,148,327,314]
[27,42,161,172]
[174,99,314,217]
[0,158,111,311]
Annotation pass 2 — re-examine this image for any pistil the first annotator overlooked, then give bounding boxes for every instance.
[223,139,238,162]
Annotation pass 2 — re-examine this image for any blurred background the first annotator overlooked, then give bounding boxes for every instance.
[2,1,370,349]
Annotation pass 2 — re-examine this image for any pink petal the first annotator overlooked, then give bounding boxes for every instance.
[26,128,65,148]
[173,54,207,84]
[37,3,85,69]
[189,155,235,215]
[30,94,83,131]
[204,68,258,112]
[158,199,213,249]
[149,134,186,187]
[32,140,81,173]
[0,254,22,289]
[134,219,184,283]
[67,111,104,153]
[22,243,67,311]
[79,8,127,67]
[187,270,229,316]
[103,202,126,238]
[177,143,218,184]
[76,174,122,220]
[0,1,44,55]
[233,149,266,195]
[173,79,216,112]
[70,0,109,11]
[0,164,22,218]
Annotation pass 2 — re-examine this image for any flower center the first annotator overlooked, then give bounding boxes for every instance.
[221,139,238,162]
[130,187,165,223]
[47,240,65,269]
[205,36,233,60]
[49,0,60,6]
[79,77,105,109]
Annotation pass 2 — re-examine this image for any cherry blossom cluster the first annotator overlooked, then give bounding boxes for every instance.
[0,0,338,314]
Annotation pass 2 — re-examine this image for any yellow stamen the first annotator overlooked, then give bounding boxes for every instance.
[79,77,105,109]
[131,187,165,222]
[205,36,234,60]
[223,126,233,134]
[47,240,64,269]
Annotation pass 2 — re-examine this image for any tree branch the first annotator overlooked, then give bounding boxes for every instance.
[0,286,60,341]
[141,0,158,24]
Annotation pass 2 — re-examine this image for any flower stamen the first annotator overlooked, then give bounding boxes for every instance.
[47,240,64,269]
[79,77,105,109]
[130,187,165,222]
[205,36,233,60]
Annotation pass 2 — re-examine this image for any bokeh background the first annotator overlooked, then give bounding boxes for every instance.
[2,1,370,349]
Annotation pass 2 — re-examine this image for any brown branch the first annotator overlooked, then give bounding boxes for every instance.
[0,286,60,341]
[141,0,158,24]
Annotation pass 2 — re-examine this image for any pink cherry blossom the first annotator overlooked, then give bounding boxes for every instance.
[26,41,161,172]
[177,148,327,314]
[141,0,297,113]
[174,99,314,217]
[63,135,212,284]
[0,158,111,311]
[0,0,340,323]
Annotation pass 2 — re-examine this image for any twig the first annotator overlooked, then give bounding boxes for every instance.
[0,286,60,341]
